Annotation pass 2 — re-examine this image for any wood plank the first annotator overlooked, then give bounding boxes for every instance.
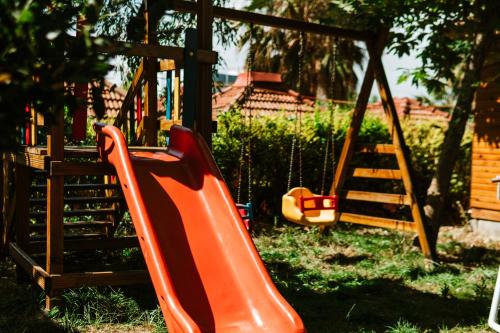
[96,40,218,64]
[159,119,183,131]
[471,183,498,191]
[472,159,500,167]
[471,165,500,174]
[472,153,500,161]
[30,208,117,218]
[470,199,500,211]
[471,171,500,179]
[50,161,116,176]
[9,243,49,290]
[171,0,374,41]
[30,221,112,230]
[338,212,416,232]
[30,196,122,204]
[197,0,214,147]
[114,61,144,129]
[351,168,402,180]
[473,147,500,154]
[470,208,500,221]
[27,236,139,253]
[14,164,31,251]
[471,188,498,197]
[9,152,48,170]
[356,144,395,154]
[31,233,105,241]
[159,59,178,71]
[51,270,150,289]
[31,183,120,191]
[341,190,411,205]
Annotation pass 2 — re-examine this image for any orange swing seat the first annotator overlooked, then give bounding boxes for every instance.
[282,187,338,226]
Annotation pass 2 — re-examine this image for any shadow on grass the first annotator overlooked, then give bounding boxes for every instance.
[269,262,490,333]
[0,279,71,333]
[440,245,500,266]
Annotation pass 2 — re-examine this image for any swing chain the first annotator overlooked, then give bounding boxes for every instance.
[237,24,254,204]
[321,37,338,195]
[298,31,305,189]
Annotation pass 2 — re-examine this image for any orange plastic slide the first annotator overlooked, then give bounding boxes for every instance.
[94,124,305,333]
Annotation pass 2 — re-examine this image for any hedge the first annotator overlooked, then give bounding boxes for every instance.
[212,107,472,224]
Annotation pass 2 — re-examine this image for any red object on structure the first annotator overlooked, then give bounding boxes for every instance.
[94,123,304,333]
[24,104,31,145]
[299,195,338,213]
[72,83,88,141]
[136,94,142,124]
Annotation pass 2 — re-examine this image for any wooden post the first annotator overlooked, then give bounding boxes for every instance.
[369,50,432,258]
[332,31,388,194]
[46,109,65,309]
[183,28,198,129]
[1,158,13,256]
[196,0,214,146]
[143,0,159,146]
[174,69,180,121]
[14,163,31,281]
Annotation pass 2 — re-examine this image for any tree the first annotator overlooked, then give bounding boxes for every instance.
[0,0,110,150]
[336,0,499,256]
[241,0,364,100]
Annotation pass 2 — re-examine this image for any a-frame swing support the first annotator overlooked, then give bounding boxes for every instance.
[331,30,432,259]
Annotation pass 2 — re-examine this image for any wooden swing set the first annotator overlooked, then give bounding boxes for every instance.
[0,0,431,312]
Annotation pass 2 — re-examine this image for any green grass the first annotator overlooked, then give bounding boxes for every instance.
[0,223,498,332]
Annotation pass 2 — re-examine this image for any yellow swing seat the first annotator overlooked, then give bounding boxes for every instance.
[282,187,338,227]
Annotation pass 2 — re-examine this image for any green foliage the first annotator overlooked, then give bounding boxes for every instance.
[0,0,111,150]
[242,0,364,99]
[213,111,471,221]
[333,0,499,98]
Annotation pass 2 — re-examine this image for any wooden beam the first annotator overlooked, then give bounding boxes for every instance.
[368,43,432,258]
[143,0,158,146]
[338,212,416,232]
[114,61,144,128]
[171,0,374,41]
[14,164,31,252]
[96,40,217,63]
[159,59,179,71]
[31,208,117,218]
[341,190,411,205]
[9,243,50,290]
[9,152,49,170]
[30,221,112,230]
[196,0,214,146]
[50,161,116,176]
[351,168,402,180]
[356,144,395,154]
[159,119,183,131]
[27,236,139,253]
[332,30,388,195]
[51,270,150,289]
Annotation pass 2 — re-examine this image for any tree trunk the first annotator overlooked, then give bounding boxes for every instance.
[315,59,328,100]
[424,27,494,255]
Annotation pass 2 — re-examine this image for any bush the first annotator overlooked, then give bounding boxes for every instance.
[213,108,471,223]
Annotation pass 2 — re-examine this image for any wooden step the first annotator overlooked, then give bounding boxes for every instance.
[29,221,112,230]
[338,212,416,232]
[356,144,395,154]
[30,208,117,218]
[341,190,411,205]
[30,196,122,204]
[30,233,106,241]
[27,236,139,253]
[351,168,402,180]
[31,183,120,191]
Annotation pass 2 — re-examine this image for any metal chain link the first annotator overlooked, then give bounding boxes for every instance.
[298,32,304,189]
[330,39,338,193]
[236,24,254,203]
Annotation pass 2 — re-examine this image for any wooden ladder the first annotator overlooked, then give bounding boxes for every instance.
[332,31,432,258]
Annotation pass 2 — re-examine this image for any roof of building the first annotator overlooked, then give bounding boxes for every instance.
[212,72,315,116]
[86,81,127,119]
[212,71,451,122]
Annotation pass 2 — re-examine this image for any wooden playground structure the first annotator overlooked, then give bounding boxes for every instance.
[0,0,432,311]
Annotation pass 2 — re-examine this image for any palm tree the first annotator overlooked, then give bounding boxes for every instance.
[241,0,364,100]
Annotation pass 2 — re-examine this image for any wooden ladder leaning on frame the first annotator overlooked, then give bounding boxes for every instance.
[332,28,432,259]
